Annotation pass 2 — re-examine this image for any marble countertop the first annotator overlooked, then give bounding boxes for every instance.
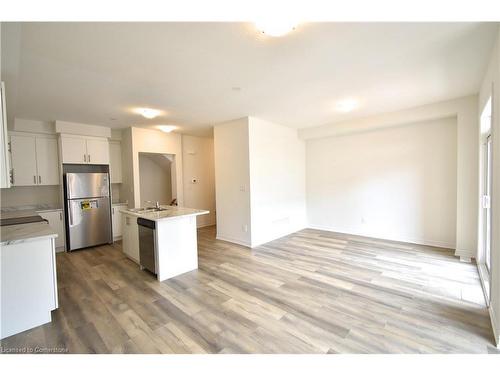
[120,205,209,222]
[1,221,58,246]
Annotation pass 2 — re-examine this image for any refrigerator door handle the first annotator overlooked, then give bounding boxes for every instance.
[68,204,74,226]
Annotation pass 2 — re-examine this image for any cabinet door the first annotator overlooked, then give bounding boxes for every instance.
[35,137,59,185]
[0,83,10,188]
[129,218,140,263]
[122,214,130,256]
[112,206,123,239]
[122,214,139,263]
[86,138,109,165]
[38,210,65,249]
[60,137,87,164]
[10,134,37,186]
[109,142,122,183]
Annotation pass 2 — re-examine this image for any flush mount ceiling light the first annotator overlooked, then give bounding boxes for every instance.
[135,107,162,119]
[157,125,177,133]
[254,20,298,37]
[335,99,359,113]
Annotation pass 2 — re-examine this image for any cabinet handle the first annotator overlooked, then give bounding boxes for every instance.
[88,154,91,163]
[33,175,37,184]
[112,207,115,214]
[38,175,41,184]
[84,154,86,162]
[59,212,62,221]
[10,169,14,185]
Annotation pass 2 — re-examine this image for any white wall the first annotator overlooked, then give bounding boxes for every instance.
[214,117,306,247]
[139,153,172,206]
[479,26,500,347]
[213,118,251,246]
[182,135,216,228]
[248,117,306,247]
[306,117,457,248]
[300,95,479,259]
[1,185,60,207]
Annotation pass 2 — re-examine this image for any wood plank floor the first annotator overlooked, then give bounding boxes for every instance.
[1,226,499,354]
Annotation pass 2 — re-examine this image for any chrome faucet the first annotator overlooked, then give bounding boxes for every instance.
[145,200,160,209]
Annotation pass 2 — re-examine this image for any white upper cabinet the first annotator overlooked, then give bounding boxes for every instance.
[109,141,122,183]
[35,137,59,185]
[10,134,38,186]
[59,136,86,164]
[86,138,109,165]
[0,82,11,188]
[60,135,109,165]
[10,133,59,186]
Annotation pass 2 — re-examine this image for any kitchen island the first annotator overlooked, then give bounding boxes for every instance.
[120,205,209,281]
[0,211,59,339]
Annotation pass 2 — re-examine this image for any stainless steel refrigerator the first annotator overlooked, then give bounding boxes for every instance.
[64,172,112,251]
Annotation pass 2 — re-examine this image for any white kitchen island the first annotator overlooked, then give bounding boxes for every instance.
[120,206,209,281]
[0,214,59,339]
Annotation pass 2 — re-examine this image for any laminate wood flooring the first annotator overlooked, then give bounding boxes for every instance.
[1,226,498,354]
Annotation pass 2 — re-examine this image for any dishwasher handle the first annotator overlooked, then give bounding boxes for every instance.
[137,217,156,229]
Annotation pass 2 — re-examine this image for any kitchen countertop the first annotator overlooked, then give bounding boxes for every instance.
[1,221,58,246]
[120,205,209,222]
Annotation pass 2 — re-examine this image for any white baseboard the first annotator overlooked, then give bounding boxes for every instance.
[307,224,455,249]
[216,235,251,248]
[455,249,476,263]
[488,305,500,348]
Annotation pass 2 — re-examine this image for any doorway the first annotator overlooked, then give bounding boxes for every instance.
[138,152,176,207]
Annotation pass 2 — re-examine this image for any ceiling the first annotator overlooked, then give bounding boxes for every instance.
[1,22,498,136]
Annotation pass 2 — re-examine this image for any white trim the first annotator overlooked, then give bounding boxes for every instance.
[215,235,251,248]
[476,262,491,306]
[488,305,500,348]
[307,224,455,249]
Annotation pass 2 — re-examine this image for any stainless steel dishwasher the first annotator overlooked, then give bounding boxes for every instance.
[137,218,157,274]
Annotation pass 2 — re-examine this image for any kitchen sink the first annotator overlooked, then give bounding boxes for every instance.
[128,207,170,213]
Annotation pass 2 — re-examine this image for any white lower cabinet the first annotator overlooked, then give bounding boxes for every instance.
[122,212,139,263]
[111,204,127,240]
[37,210,65,251]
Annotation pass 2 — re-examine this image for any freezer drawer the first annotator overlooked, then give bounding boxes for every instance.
[66,172,109,199]
[67,197,112,250]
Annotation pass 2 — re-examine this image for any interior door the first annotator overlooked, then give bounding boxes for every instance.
[10,134,37,186]
[86,138,109,165]
[35,137,59,185]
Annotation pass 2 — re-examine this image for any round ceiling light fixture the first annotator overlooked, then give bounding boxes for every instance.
[335,99,359,113]
[255,20,298,37]
[135,107,162,119]
[157,125,177,133]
